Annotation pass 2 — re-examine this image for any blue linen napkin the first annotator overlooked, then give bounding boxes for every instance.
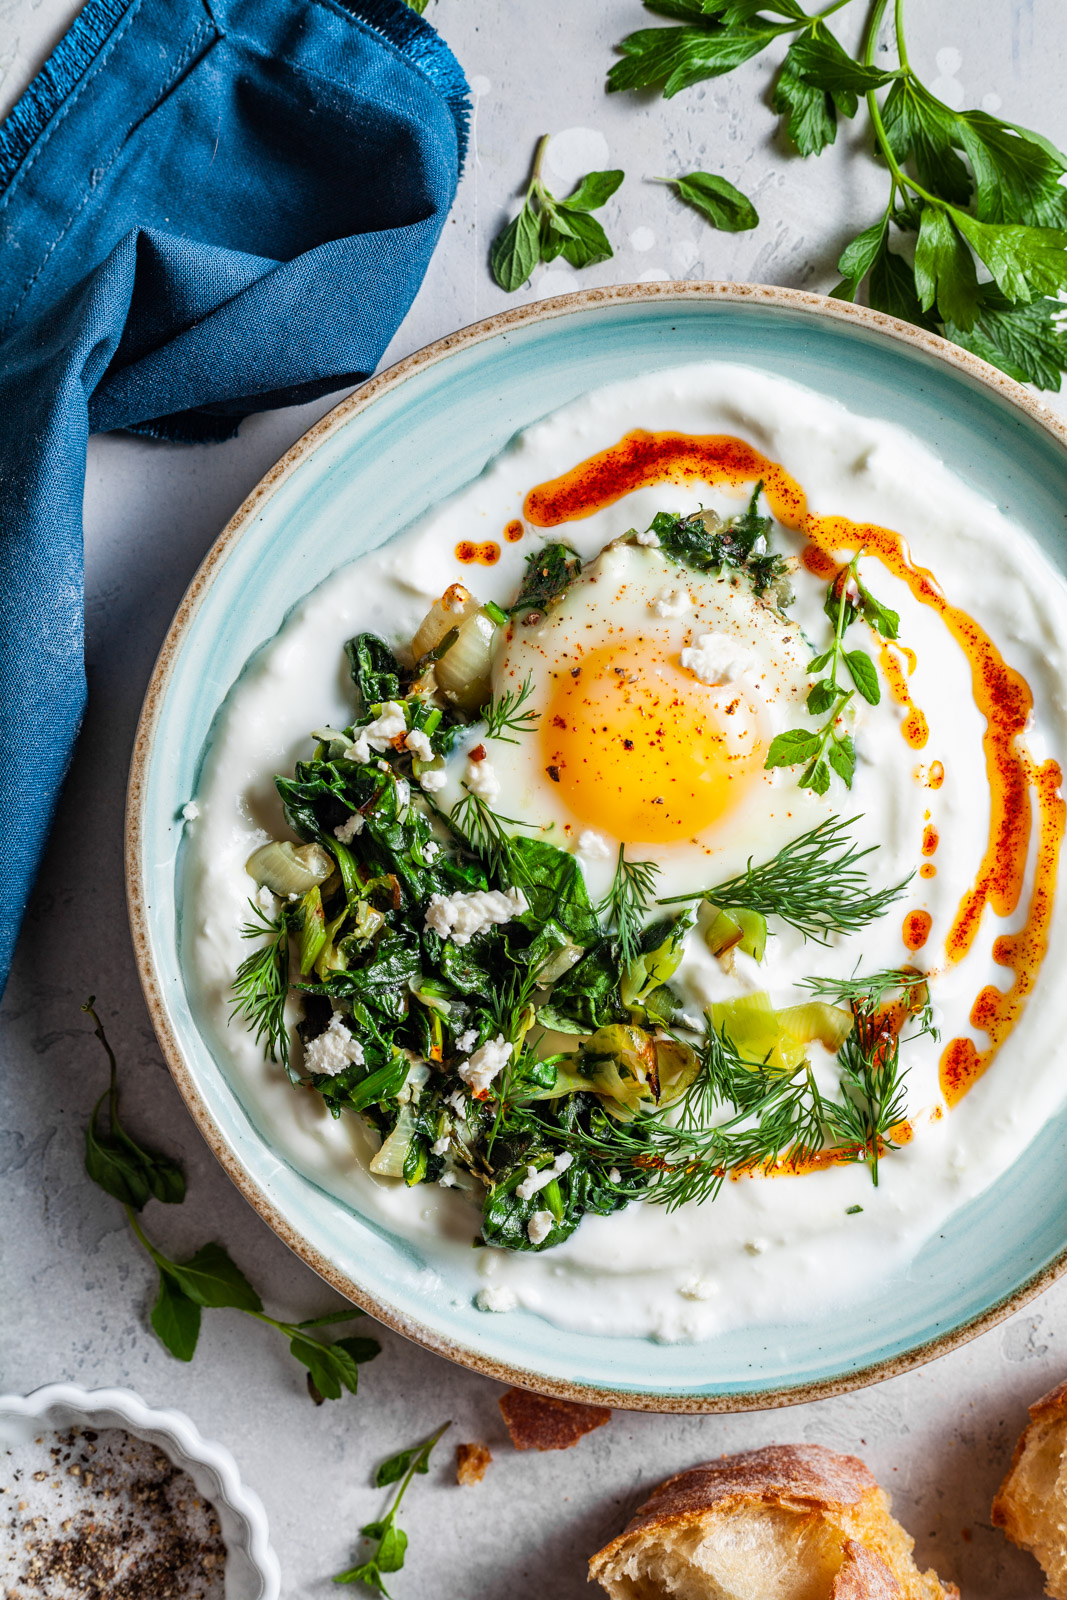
[0,0,468,987]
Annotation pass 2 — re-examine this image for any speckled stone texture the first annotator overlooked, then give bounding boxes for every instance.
[3,2,1067,1596]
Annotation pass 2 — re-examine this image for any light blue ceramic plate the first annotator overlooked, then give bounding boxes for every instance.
[128,284,1067,1410]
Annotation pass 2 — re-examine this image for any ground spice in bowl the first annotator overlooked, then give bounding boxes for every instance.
[1,1425,226,1598]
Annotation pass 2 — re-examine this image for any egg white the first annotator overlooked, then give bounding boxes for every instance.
[434,538,871,905]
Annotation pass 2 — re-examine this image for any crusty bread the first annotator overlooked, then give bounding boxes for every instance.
[588,1444,957,1600]
[993,1376,1067,1596]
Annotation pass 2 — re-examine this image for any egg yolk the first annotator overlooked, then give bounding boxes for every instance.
[542,639,765,844]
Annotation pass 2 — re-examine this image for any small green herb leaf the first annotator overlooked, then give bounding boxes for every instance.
[772,45,838,158]
[151,1271,202,1362]
[827,733,857,787]
[164,1242,264,1313]
[376,1443,433,1487]
[913,206,982,332]
[560,169,625,211]
[957,111,1067,228]
[844,649,880,705]
[608,21,778,99]
[787,25,897,95]
[666,170,758,231]
[806,679,838,715]
[490,203,541,292]
[765,728,821,768]
[833,214,889,299]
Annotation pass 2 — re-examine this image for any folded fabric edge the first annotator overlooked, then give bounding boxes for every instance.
[334,0,471,167]
[0,0,471,202]
[0,0,133,196]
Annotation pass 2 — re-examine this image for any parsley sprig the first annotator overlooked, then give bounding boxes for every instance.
[82,1001,380,1399]
[491,134,623,292]
[608,0,1067,389]
[334,1423,451,1592]
[764,554,897,794]
[658,814,910,941]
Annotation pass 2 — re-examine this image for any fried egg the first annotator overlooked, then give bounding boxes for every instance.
[434,538,837,902]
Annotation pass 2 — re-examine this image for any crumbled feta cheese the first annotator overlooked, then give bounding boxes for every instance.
[752,533,767,556]
[516,1150,573,1201]
[304,1013,364,1077]
[439,1171,457,1188]
[608,1167,622,1184]
[424,841,441,861]
[254,884,278,916]
[334,813,364,843]
[448,1087,469,1114]
[404,728,434,761]
[464,754,500,802]
[678,1276,715,1301]
[650,587,691,618]
[424,887,528,946]
[181,801,200,821]
[680,632,753,686]
[346,701,407,761]
[458,1034,512,1094]
[577,829,612,860]
[634,528,660,547]
[431,1133,451,1156]
[527,1211,554,1246]
[418,767,447,792]
[455,1028,478,1052]
[475,1285,517,1313]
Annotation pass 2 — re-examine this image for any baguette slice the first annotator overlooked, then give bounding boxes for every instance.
[588,1444,957,1600]
[992,1376,1067,1596]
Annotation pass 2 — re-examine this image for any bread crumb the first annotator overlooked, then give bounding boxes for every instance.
[499,1389,611,1452]
[455,1443,492,1486]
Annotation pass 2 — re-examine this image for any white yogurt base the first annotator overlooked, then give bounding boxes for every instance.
[181,362,1067,1343]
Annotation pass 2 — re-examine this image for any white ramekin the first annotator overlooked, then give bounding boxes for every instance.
[0,1383,280,1600]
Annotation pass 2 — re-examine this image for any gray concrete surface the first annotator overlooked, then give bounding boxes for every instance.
[3,2,1067,1595]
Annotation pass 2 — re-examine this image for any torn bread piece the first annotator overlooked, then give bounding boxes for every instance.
[498,1388,610,1452]
[993,1376,1067,1597]
[589,1444,957,1600]
[456,1442,492,1485]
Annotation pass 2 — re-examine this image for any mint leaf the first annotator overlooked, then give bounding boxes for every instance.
[844,649,880,705]
[856,585,899,641]
[881,78,971,206]
[560,169,624,212]
[802,757,832,795]
[165,1242,263,1312]
[376,1443,434,1487]
[667,171,758,230]
[765,728,821,768]
[490,203,540,292]
[85,1121,152,1210]
[913,206,981,331]
[151,1270,202,1362]
[374,1523,408,1574]
[608,21,777,98]
[772,46,837,157]
[827,734,857,787]
[333,1558,387,1591]
[948,291,1067,392]
[957,112,1067,228]
[806,680,838,714]
[555,209,614,269]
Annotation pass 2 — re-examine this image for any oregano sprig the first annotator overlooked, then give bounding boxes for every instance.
[764,553,896,794]
[333,1423,451,1592]
[491,134,623,292]
[82,1001,380,1399]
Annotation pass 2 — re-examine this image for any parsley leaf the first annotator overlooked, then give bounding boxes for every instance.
[913,206,981,331]
[608,19,778,98]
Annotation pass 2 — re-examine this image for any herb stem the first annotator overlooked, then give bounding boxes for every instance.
[892,0,909,71]
[529,133,551,194]
[862,0,937,209]
[124,1204,169,1272]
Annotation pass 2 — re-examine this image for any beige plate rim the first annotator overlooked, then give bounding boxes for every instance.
[126,280,1067,1412]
